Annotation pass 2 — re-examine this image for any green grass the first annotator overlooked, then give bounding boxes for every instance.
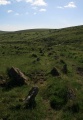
[0,25,83,120]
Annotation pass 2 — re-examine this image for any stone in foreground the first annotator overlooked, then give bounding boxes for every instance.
[24,87,39,108]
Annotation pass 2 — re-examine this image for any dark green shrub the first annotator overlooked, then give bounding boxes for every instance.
[10,103,21,110]
[31,54,37,58]
[15,104,21,110]
[64,101,80,113]
[44,82,68,110]
[72,102,79,113]
[50,96,65,110]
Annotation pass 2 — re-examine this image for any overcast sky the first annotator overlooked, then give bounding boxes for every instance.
[0,0,83,31]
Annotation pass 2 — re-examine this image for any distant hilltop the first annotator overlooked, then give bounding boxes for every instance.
[0,25,83,32]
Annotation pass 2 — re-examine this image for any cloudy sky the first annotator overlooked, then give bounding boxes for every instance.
[0,0,83,31]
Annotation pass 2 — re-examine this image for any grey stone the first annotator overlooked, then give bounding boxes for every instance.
[24,87,39,108]
[8,67,28,86]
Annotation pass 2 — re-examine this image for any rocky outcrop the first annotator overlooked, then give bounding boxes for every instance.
[8,67,28,86]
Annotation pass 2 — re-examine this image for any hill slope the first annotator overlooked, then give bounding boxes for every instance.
[0,25,83,120]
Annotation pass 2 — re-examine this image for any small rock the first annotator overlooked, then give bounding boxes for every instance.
[50,67,60,76]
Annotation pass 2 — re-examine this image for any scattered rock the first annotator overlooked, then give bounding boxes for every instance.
[8,67,28,86]
[50,67,60,76]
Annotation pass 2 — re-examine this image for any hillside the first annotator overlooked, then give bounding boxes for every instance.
[0,25,83,120]
[0,31,5,34]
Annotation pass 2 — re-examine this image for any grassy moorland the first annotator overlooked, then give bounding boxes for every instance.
[0,25,83,120]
